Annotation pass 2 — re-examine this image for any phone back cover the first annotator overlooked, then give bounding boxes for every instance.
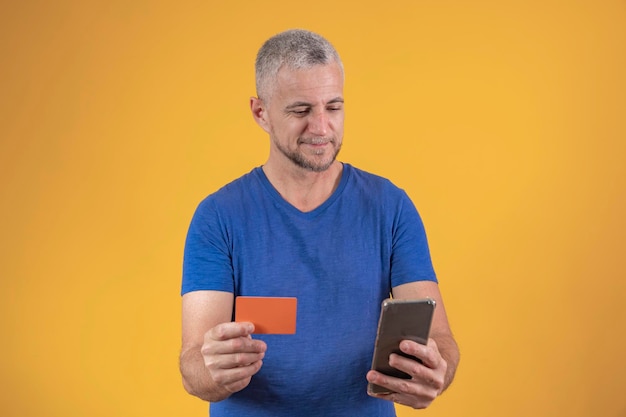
[368,298,435,394]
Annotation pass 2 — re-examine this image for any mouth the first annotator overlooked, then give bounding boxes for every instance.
[300,137,333,147]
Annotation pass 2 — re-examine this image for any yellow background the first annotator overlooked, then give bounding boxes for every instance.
[1,1,625,416]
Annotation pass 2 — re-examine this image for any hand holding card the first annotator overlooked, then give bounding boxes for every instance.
[234,296,298,334]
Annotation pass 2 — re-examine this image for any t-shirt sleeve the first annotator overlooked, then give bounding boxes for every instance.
[181,197,235,295]
[389,190,438,287]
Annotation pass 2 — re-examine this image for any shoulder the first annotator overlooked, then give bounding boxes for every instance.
[344,164,409,201]
[342,165,424,226]
[195,168,263,213]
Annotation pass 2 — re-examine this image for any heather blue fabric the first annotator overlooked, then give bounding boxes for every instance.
[182,163,437,417]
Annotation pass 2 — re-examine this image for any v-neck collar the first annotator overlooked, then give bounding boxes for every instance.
[254,163,350,218]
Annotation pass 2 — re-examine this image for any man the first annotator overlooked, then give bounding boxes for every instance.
[179,29,459,416]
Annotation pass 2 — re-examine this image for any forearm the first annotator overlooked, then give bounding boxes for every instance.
[434,332,460,392]
[179,347,230,403]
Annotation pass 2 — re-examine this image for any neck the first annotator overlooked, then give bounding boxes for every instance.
[262,161,343,212]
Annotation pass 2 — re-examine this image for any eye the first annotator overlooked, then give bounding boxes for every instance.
[327,103,343,112]
[289,108,310,117]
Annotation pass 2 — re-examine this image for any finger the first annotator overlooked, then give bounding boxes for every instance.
[211,359,264,393]
[205,350,266,371]
[388,353,443,390]
[202,335,267,356]
[399,339,440,369]
[367,369,439,402]
[386,392,435,410]
[209,322,256,341]
[366,370,394,396]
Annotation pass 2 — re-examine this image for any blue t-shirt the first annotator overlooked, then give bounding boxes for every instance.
[182,163,437,417]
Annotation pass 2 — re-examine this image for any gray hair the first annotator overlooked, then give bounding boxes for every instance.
[255,29,343,100]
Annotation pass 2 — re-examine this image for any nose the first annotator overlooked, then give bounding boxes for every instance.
[307,109,329,137]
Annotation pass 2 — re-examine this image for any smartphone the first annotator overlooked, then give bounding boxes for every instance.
[368,298,436,395]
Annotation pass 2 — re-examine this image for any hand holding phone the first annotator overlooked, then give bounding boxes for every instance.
[367,298,436,395]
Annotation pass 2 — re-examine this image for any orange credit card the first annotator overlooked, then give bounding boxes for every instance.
[234,296,298,334]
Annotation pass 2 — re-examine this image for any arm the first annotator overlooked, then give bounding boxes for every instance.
[179,290,267,402]
[366,280,460,409]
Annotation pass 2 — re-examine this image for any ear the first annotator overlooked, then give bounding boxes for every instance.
[250,97,270,133]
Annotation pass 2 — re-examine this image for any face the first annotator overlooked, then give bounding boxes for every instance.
[252,62,344,173]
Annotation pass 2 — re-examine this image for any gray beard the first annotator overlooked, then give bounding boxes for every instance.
[276,140,342,172]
